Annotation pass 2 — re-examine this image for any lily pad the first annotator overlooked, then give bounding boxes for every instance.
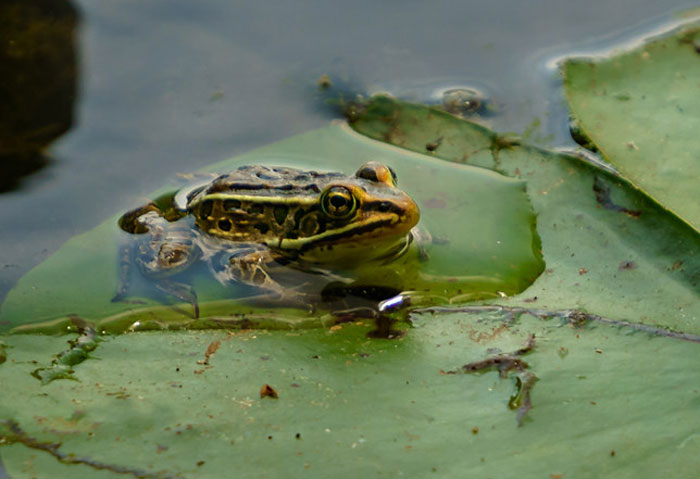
[563,23,700,232]
[2,310,700,477]
[3,53,700,478]
[0,124,542,333]
[348,95,700,335]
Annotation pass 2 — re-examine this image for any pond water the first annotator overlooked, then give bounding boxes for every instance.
[1,0,697,307]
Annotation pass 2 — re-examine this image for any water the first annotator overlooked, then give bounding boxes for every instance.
[1,0,698,305]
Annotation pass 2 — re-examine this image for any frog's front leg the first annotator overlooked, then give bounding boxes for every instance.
[214,246,314,310]
[410,227,450,262]
[218,247,287,295]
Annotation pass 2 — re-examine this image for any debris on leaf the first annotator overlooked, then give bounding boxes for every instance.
[200,340,221,366]
[618,261,637,271]
[445,335,538,426]
[592,176,642,218]
[31,317,100,385]
[260,384,279,399]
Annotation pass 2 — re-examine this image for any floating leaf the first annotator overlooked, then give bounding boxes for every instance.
[348,95,700,334]
[563,23,700,232]
[2,312,700,477]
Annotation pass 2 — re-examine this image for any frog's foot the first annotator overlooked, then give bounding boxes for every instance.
[410,227,450,262]
[224,249,282,291]
[118,202,162,234]
[214,248,315,312]
[154,279,200,319]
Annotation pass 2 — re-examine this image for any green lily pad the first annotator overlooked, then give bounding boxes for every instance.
[0,124,542,333]
[348,95,700,335]
[563,23,700,232]
[3,57,700,477]
[2,310,699,477]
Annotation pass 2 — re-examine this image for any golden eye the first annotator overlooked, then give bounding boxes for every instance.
[321,186,357,219]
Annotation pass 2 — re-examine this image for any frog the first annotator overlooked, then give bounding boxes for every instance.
[112,162,420,317]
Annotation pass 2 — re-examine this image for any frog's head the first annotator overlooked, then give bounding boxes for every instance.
[279,162,420,265]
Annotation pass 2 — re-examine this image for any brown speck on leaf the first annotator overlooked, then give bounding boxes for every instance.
[550,474,564,479]
[424,197,447,209]
[203,340,221,366]
[578,268,588,275]
[610,450,616,457]
[595,348,603,354]
[471,426,479,435]
[618,261,637,271]
[260,384,279,399]
[426,136,443,152]
[669,260,683,271]
[197,461,205,467]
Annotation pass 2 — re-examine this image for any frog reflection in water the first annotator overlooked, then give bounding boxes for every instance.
[113,162,420,317]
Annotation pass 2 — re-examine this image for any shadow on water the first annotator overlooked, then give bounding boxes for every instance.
[0,0,79,192]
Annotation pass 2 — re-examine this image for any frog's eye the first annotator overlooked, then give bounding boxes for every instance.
[320,186,357,219]
[355,162,397,187]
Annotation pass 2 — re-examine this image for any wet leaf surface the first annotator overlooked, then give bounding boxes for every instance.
[2,315,700,477]
[349,96,700,335]
[563,23,700,232]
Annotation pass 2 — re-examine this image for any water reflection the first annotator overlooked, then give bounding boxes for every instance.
[0,0,79,192]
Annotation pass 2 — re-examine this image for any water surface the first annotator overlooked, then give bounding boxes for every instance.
[0,0,696,304]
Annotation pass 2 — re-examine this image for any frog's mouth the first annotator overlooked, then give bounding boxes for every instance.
[276,205,418,265]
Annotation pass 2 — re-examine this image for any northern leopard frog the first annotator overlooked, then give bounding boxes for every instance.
[113,162,420,316]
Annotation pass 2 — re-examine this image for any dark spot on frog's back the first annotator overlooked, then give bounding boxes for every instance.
[273,205,289,225]
[249,203,264,215]
[223,199,241,210]
[218,219,232,231]
[199,200,213,218]
[304,184,321,193]
[255,170,278,180]
[211,182,265,192]
[254,223,270,234]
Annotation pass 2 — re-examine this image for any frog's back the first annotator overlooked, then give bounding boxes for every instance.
[201,165,346,197]
[186,165,346,245]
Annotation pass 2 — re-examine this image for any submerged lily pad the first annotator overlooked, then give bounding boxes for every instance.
[348,95,700,334]
[563,23,700,232]
[0,124,542,333]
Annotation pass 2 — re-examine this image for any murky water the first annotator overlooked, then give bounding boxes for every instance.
[0,0,697,307]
